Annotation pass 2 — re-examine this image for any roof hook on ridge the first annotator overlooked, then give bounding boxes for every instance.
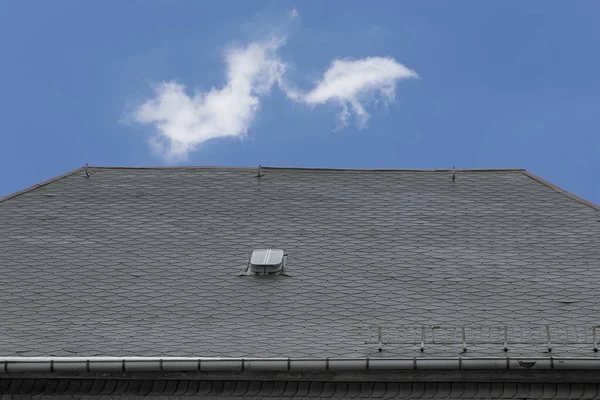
[85,163,91,178]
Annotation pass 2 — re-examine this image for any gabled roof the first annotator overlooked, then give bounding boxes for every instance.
[0,166,599,360]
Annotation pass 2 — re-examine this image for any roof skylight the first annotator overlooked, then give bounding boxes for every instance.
[249,249,285,274]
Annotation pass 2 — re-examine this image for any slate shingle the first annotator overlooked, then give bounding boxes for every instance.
[0,167,599,358]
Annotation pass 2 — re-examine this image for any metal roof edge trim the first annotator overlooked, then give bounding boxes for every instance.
[261,167,526,173]
[0,166,85,203]
[521,170,600,211]
[85,165,525,173]
[2,357,600,373]
[87,165,257,170]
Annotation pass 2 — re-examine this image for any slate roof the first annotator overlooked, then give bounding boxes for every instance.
[4,378,600,399]
[0,166,599,358]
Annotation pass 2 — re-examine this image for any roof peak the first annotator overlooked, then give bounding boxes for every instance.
[2,165,598,212]
[87,165,526,173]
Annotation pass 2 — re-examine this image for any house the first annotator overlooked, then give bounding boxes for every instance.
[0,166,599,398]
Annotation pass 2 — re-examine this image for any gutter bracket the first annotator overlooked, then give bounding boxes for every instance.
[593,326,598,352]
[546,325,552,353]
[461,326,467,353]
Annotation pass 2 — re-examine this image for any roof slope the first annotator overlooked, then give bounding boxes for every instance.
[0,167,599,358]
[4,378,600,399]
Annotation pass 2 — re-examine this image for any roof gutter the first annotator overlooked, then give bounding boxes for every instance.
[2,357,600,373]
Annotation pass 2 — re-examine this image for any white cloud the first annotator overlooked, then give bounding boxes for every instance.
[301,57,418,128]
[133,39,288,161]
[131,19,419,160]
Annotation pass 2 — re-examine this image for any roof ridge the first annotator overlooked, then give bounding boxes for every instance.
[521,170,600,212]
[262,167,525,173]
[88,165,256,170]
[83,165,526,173]
[0,166,84,203]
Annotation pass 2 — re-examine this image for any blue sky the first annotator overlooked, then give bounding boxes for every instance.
[1,1,599,204]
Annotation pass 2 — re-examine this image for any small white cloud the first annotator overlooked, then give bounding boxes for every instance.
[301,57,418,128]
[133,39,288,161]
[131,16,418,160]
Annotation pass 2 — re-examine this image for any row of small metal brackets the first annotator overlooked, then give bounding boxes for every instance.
[372,325,600,353]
